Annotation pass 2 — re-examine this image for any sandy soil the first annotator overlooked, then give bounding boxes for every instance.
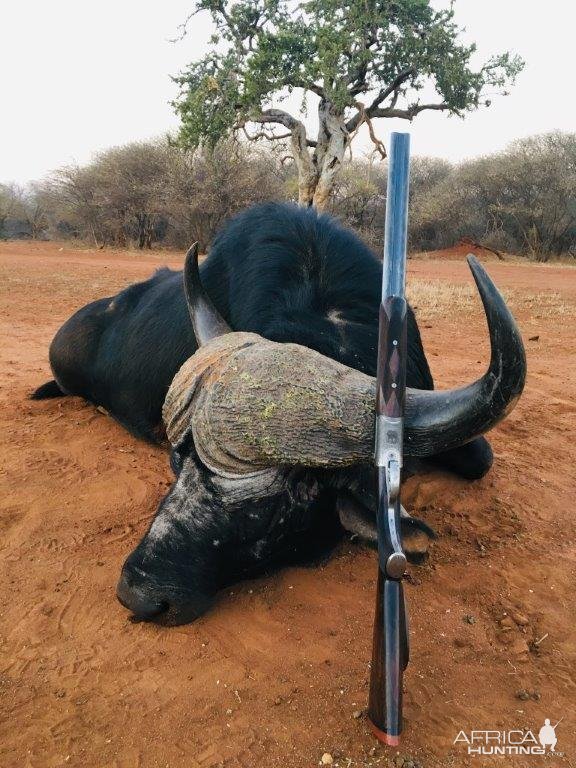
[1,240,575,768]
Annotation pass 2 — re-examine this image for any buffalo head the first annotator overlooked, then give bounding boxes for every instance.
[117,245,526,624]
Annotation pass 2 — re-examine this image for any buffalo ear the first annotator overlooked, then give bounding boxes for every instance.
[336,492,377,543]
[183,243,231,346]
[336,492,435,564]
[399,516,437,565]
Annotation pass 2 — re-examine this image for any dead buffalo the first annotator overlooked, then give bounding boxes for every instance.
[32,203,525,624]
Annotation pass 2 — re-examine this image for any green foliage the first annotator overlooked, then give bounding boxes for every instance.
[173,0,524,147]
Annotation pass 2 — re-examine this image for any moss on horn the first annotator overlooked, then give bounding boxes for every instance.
[163,332,376,475]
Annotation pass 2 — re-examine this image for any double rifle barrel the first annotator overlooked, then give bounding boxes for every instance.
[368,132,411,747]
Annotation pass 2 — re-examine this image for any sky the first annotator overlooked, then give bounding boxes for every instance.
[1,0,574,185]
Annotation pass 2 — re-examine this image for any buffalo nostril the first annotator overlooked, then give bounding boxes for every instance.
[127,602,168,623]
[116,571,168,620]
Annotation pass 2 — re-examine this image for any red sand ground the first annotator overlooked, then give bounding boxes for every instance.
[1,241,575,768]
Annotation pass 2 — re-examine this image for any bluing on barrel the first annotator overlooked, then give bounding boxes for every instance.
[368,132,411,746]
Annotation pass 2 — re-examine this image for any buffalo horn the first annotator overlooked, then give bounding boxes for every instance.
[183,243,231,346]
[404,255,526,456]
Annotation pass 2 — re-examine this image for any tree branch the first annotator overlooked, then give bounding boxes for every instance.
[250,108,302,131]
[345,99,450,134]
[364,113,387,159]
[169,11,196,42]
[367,68,416,109]
[369,102,449,122]
[348,101,387,159]
[242,126,292,143]
[287,79,326,99]
[247,110,317,147]
[241,110,318,205]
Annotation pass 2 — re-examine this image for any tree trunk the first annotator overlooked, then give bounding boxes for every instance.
[136,213,149,249]
[311,102,348,210]
[250,105,346,208]
[290,123,318,207]
[251,103,347,208]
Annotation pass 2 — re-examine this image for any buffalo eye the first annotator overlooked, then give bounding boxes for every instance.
[170,449,184,476]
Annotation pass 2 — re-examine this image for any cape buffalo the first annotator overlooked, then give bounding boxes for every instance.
[33,203,525,624]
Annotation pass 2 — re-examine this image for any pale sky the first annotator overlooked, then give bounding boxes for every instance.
[1,0,574,185]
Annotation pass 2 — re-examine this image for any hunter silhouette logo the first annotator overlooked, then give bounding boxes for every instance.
[539,718,562,751]
[454,718,564,756]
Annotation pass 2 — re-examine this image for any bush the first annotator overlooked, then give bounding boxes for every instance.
[38,140,285,250]
[409,132,576,259]
[9,131,575,260]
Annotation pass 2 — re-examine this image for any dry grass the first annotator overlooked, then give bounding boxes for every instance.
[0,265,127,298]
[408,280,575,320]
[3,258,573,325]
[513,290,576,318]
[407,281,480,318]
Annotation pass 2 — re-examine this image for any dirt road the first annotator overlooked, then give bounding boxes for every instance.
[1,241,574,767]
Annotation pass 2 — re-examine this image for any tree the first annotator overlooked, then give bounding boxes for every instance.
[0,184,14,238]
[39,140,285,250]
[0,183,48,239]
[93,142,171,249]
[164,140,284,250]
[41,165,108,245]
[19,185,48,240]
[43,143,172,248]
[408,132,576,259]
[474,132,576,259]
[327,154,452,249]
[173,0,523,208]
